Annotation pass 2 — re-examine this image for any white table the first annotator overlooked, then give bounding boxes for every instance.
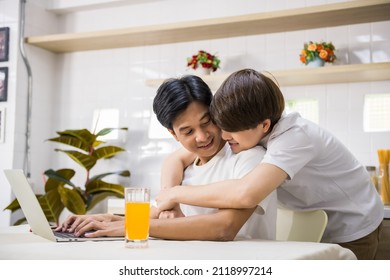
[0,225,356,260]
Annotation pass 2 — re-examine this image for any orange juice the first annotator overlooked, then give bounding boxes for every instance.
[125,202,150,240]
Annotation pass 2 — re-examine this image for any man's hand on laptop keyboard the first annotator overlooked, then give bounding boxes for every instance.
[55,214,124,237]
[82,220,124,238]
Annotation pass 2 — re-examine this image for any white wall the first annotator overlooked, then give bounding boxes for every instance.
[1,0,389,225]
[0,0,19,226]
[0,0,58,226]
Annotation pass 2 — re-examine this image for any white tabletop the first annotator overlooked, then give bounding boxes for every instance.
[0,225,356,260]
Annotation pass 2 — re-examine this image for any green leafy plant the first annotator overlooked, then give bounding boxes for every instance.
[5,127,130,225]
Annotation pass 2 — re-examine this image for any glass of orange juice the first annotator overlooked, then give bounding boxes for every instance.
[124,187,150,248]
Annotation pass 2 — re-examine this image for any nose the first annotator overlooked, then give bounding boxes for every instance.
[221,130,231,140]
[196,129,209,142]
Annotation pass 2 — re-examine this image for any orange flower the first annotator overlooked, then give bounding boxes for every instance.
[319,49,328,60]
[307,43,317,51]
[299,41,336,65]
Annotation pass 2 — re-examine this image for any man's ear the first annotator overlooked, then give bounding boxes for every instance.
[262,119,271,133]
[168,129,179,141]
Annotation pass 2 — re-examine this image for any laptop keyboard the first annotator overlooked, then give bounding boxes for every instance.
[53,230,86,238]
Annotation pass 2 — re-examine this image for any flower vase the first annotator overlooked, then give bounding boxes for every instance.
[197,67,212,75]
[308,57,325,67]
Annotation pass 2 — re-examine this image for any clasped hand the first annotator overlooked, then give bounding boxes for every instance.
[155,187,178,213]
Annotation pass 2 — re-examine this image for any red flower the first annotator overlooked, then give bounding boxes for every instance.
[187,50,221,72]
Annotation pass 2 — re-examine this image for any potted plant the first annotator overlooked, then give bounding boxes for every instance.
[5,127,130,225]
[187,50,221,74]
[299,41,336,66]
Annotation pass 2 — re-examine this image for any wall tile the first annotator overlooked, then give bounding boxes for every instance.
[372,21,390,41]
[326,84,349,111]
[372,41,390,63]
[326,26,349,65]
[266,0,286,11]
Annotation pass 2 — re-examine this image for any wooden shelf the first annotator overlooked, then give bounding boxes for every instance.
[26,0,390,53]
[145,63,390,89]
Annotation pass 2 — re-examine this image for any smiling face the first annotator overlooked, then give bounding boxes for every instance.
[221,120,271,154]
[169,101,225,164]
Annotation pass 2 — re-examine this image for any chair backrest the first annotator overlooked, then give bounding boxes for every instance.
[276,208,328,242]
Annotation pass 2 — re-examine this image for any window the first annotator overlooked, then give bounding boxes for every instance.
[364,94,390,132]
[285,99,319,124]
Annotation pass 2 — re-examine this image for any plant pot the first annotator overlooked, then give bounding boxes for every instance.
[197,67,212,75]
[308,57,325,67]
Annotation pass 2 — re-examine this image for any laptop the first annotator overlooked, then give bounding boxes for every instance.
[4,169,123,242]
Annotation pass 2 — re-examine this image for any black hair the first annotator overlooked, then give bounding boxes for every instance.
[153,75,213,129]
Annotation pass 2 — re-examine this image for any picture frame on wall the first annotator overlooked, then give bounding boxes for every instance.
[0,27,10,62]
[0,67,8,102]
[0,107,5,143]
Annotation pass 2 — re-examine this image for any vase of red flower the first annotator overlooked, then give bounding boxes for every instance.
[196,67,212,75]
[187,50,220,74]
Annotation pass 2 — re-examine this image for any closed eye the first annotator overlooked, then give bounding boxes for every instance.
[184,129,193,135]
[201,117,211,126]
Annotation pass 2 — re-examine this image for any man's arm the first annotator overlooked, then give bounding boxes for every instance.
[160,147,196,189]
[66,207,255,241]
[150,207,256,241]
[157,147,196,218]
[156,162,288,210]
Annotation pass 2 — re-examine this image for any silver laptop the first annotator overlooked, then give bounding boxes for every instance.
[4,169,123,242]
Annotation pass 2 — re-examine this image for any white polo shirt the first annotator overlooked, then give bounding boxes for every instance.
[261,112,383,243]
[181,143,277,240]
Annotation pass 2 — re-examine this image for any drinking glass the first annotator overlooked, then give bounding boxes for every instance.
[124,187,150,248]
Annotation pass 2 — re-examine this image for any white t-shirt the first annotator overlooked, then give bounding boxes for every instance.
[261,112,383,243]
[181,143,277,240]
